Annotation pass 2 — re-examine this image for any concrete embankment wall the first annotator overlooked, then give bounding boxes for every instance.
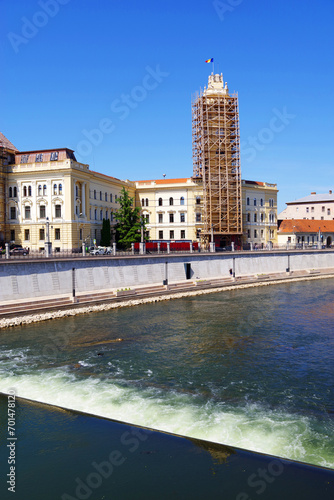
[0,251,333,302]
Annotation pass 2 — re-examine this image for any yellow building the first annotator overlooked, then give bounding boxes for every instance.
[4,145,135,251]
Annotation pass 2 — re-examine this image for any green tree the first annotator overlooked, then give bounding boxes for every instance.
[100,218,111,246]
[115,188,145,249]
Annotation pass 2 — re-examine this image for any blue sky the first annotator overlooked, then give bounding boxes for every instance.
[1,0,333,213]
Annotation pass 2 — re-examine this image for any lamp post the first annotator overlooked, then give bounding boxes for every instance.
[45,217,52,257]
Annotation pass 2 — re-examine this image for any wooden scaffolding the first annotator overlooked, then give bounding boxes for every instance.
[192,74,242,245]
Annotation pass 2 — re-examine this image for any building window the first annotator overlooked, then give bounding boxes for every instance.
[110,212,114,222]
[311,207,314,212]
[269,199,274,208]
[260,198,263,206]
[158,214,163,223]
[144,214,150,223]
[169,197,173,206]
[170,230,174,239]
[24,229,30,241]
[24,206,31,219]
[322,206,325,212]
[38,185,42,196]
[141,198,145,207]
[254,229,257,238]
[36,153,43,162]
[59,184,62,195]
[54,184,57,195]
[196,196,201,205]
[180,197,185,205]
[260,213,264,222]
[10,206,16,219]
[105,192,108,201]
[159,230,163,239]
[39,205,45,219]
[43,185,47,196]
[50,152,59,161]
[169,213,174,223]
[321,216,324,220]
[39,228,45,241]
[23,186,27,197]
[246,197,250,206]
[94,209,97,220]
[21,154,29,163]
[110,193,113,202]
[79,228,82,240]
[180,213,185,223]
[158,197,163,206]
[254,213,257,222]
[328,208,331,215]
[14,186,18,197]
[105,210,108,219]
[180,230,185,239]
[100,210,103,220]
[94,190,96,199]
[115,195,118,202]
[145,198,148,207]
[55,204,61,218]
[95,229,97,239]
[254,198,257,206]
[247,229,250,238]
[270,229,274,238]
[55,228,60,240]
[261,229,264,237]
[9,187,13,198]
[247,213,250,222]
[10,230,15,241]
[196,213,201,222]
[100,191,102,201]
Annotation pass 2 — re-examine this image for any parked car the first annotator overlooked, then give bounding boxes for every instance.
[10,247,29,256]
[90,246,105,255]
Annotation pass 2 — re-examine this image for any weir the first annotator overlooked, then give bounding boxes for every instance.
[0,394,333,500]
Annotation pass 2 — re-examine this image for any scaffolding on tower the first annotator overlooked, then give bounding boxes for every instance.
[192,73,242,246]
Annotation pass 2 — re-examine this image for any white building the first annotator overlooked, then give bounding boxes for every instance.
[279,191,334,221]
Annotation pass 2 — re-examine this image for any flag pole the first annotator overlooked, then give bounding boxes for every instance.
[213,60,214,74]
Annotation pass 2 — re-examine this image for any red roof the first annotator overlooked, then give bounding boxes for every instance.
[136,178,190,185]
[243,180,265,186]
[279,219,334,233]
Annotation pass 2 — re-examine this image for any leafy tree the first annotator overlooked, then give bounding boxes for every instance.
[115,188,145,249]
[100,218,111,246]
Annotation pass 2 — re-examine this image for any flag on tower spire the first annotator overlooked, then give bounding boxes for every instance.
[205,58,214,63]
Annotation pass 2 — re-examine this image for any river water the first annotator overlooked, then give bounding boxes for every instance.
[1,278,333,468]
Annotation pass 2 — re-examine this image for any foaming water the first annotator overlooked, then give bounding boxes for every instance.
[1,279,334,468]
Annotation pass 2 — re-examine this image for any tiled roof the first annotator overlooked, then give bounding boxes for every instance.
[286,193,334,204]
[136,178,190,185]
[243,180,265,186]
[279,219,334,233]
[0,132,18,151]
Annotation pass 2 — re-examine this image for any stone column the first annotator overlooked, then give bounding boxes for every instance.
[167,242,170,254]
[113,242,116,256]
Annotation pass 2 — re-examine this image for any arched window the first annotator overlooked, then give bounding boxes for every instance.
[145,198,149,206]
[13,186,17,198]
[23,186,27,197]
[9,187,12,198]
[28,186,32,196]
[246,197,250,206]
[260,213,264,222]
[180,197,185,205]
[196,196,201,205]
[100,191,102,201]
[260,198,263,207]
[141,198,145,207]
[169,197,173,206]
[38,185,42,196]
[54,184,57,195]
[254,213,257,222]
[94,209,97,220]
[105,210,108,219]
[254,198,257,206]
[158,197,163,206]
[76,185,79,197]
[59,184,62,195]
[100,210,103,220]
[94,190,96,200]
[43,185,47,195]
[247,213,250,222]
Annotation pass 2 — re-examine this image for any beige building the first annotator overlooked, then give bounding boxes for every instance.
[279,191,334,221]
[278,219,334,248]
[242,180,278,248]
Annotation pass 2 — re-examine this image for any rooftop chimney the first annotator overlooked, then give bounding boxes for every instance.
[329,190,332,194]
[310,192,316,195]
